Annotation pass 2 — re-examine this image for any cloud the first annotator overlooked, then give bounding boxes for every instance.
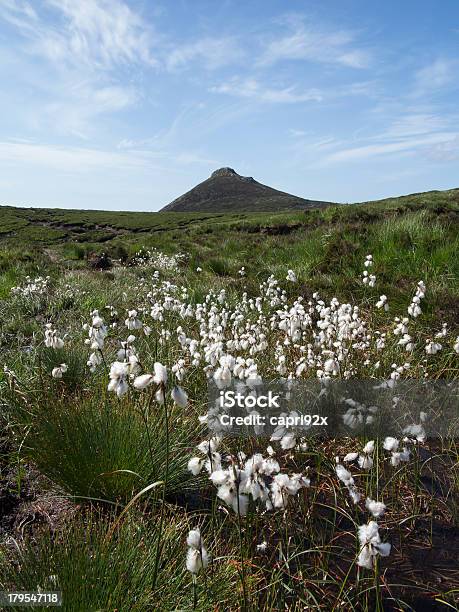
[165,37,244,71]
[257,18,370,68]
[0,0,39,31]
[425,135,459,161]
[210,77,322,103]
[297,107,459,167]
[380,113,453,139]
[415,58,458,91]
[42,83,139,138]
[211,75,379,106]
[0,1,152,135]
[0,140,153,172]
[289,128,309,138]
[0,0,157,69]
[319,132,458,164]
[0,140,221,179]
[0,2,243,74]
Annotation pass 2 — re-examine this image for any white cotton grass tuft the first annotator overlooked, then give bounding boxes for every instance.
[186,528,209,574]
[187,457,204,475]
[376,295,389,311]
[44,324,64,350]
[383,437,399,452]
[343,452,359,463]
[408,281,426,318]
[171,385,188,408]
[51,363,67,379]
[335,462,361,504]
[362,440,375,454]
[390,448,411,466]
[425,340,442,355]
[365,498,386,518]
[286,269,297,282]
[357,521,391,569]
[133,374,155,390]
[125,309,142,330]
[153,362,168,385]
[107,361,129,397]
[336,463,354,486]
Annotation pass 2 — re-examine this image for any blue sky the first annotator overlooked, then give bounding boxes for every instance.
[0,0,458,211]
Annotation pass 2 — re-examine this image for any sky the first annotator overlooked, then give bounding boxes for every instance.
[0,0,458,211]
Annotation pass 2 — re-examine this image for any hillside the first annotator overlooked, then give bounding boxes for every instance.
[0,187,458,324]
[160,167,335,212]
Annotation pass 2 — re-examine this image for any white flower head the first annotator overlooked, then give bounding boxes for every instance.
[133,374,155,390]
[45,325,64,350]
[171,386,188,408]
[357,521,391,569]
[365,498,386,518]
[383,437,399,452]
[186,528,209,574]
[153,362,168,385]
[107,361,129,397]
[125,309,142,330]
[51,363,68,379]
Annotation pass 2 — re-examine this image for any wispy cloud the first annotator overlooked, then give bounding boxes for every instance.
[211,76,379,106]
[312,110,459,166]
[0,1,245,74]
[415,58,458,91]
[0,0,157,69]
[0,1,153,135]
[210,77,322,103]
[0,140,151,171]
[257,17,370,68]
[0,139,220,176]
[42,83,139,138]
[321,132,458,164]
[376,113,454,139]
[425,135,459,161]
[165,36,243,71]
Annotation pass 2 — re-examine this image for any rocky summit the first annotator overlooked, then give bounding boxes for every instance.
[160,168,335,212]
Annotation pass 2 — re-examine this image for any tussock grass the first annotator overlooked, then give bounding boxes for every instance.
[7,373,201,504]
[0,509,239,611]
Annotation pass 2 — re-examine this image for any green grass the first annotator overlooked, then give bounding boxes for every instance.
[0,509,238,611]
[6,350,202,504]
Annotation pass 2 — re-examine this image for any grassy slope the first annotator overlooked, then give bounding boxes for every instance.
[1,188,458,323]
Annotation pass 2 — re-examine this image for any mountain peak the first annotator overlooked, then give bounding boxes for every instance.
[210,167,238,178]
[210,167,256,184]
[160,168,335,212]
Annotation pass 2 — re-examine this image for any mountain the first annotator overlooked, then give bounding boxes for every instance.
[160,167,335,212]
